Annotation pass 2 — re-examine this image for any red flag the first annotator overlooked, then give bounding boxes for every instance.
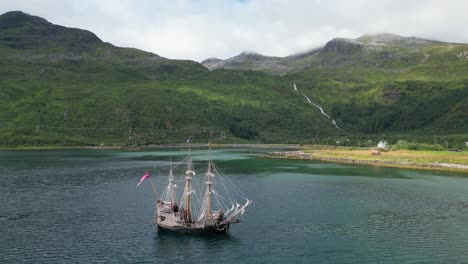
[136,171,150,187]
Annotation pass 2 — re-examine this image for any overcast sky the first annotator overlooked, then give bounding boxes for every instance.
[1,0,468,61]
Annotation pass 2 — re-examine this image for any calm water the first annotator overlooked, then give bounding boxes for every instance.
[0,148,467,263]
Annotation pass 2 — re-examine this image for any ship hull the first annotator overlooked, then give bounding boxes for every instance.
[157,223,230,234]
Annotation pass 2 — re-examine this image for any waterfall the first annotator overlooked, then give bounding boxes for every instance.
[296,85,340,129]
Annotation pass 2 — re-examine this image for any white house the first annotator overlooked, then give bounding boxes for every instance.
[377,140,389,149]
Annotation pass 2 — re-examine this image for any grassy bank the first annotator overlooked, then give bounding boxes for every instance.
[270,145,468,173]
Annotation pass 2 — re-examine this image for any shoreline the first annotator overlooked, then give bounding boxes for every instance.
[268,149,468,174]
[2,144,466,173]
[0,143,299,151]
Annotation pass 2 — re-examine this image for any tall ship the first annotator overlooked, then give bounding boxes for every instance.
[154,145,251,234]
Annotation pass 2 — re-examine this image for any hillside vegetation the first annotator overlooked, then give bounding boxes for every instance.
[204,34,468,146]
[0,11,339,146]
[0,11,467,147]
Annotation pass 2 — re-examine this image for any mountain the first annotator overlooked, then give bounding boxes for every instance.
[290,35,468,137]
[0,11,340,146]
[202,52,288,74]
[0,10,103,53]
[202,33,468,80]
[202,33,468,141]
[0,11,467,147]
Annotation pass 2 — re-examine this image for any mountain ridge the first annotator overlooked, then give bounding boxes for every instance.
[201,33,467,76]
[0,11,103,51]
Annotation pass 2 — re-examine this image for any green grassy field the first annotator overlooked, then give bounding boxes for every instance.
[295,146,468,173]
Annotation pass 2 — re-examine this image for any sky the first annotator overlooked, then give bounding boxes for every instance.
[1,0,468,61]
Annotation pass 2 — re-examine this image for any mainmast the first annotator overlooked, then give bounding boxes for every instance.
[184,155,194,222]
[205,161,214,217]
[167,157,175,204]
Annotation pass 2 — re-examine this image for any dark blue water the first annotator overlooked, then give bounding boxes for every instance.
[0,149,467,263]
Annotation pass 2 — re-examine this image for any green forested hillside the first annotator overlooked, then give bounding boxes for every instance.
[0,11,467,147]
[203,34,468,143]
[0,11,340,146]
[284,35,468,137]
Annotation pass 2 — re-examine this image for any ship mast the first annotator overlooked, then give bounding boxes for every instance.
[184,152,194,223]
[168,156,175,204]
[204,140,215,223]
[205,161,214,218]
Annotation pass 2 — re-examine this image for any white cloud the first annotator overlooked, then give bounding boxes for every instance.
[1,0,468,61]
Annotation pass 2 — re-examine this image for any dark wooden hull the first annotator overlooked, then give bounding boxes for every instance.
[157,223,230,234]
